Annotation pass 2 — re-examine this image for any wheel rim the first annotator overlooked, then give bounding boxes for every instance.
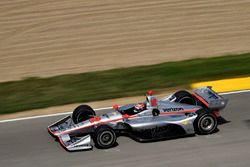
[99,131,114,146]
[200,116,215,131]
[179,97,196,105]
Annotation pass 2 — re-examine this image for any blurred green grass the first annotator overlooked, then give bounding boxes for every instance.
[1,53,250,114]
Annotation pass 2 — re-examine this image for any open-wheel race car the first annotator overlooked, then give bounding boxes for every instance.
[48,86,228,151]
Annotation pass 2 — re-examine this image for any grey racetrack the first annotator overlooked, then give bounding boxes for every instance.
[1,92,250,167]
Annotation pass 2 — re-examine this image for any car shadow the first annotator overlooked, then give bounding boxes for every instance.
[119,133,196,143]
[217,116,231,125]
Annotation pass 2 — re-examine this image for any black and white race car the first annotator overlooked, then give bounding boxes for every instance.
[48,87,228,151]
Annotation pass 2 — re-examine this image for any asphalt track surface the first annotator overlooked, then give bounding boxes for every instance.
[1,92,250,167]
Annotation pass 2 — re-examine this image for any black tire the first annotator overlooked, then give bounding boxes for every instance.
[173,90,197,105]
[93,125,117,149]
[194,110,217,135]
[72,105,96,124]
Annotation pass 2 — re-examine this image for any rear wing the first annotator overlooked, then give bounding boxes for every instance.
[193,86,228,110]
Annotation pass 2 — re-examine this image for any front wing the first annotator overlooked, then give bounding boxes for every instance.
[48,116,93,151]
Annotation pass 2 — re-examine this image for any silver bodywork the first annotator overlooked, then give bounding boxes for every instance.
[48,87,227,151]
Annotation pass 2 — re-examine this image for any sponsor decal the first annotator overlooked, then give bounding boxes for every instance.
[140,126,169,138]
[182,120,191,125]
[163,107,184,112]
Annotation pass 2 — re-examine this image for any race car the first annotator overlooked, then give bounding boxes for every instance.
[48,86,228,151]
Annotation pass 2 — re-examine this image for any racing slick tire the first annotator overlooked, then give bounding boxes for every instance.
[72,105,96,124]
[173,90,197,105]
[93,125,117,149]
[194,110,218,135]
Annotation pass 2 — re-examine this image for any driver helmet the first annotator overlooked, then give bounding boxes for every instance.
[134,103,146,113]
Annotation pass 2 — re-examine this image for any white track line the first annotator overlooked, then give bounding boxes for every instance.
[0,107,112,123]
[218,90,250,95]
[0,90,249,123]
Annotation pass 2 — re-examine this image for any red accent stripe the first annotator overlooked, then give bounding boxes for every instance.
[160,109,198,115]
[56,123,95,135]
[122,114,137,119]
[193,93,209,106]
[47,127,54,135]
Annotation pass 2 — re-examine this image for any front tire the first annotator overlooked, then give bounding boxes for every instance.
[72,105,96,124]
[194,111,217,135]
[93,126,117,149]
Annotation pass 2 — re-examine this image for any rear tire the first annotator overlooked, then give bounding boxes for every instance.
[194,110,217,135]
[93,126,117,149]
[72,105,96,124]
[173,90,197,105]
